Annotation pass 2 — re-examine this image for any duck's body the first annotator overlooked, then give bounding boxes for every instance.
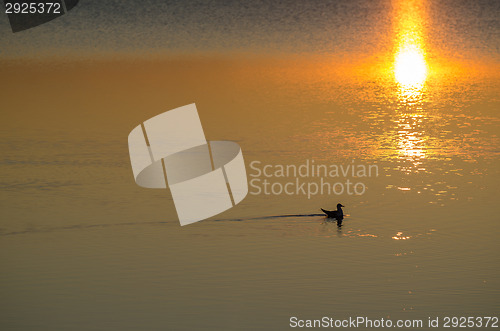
[321,203,344,220]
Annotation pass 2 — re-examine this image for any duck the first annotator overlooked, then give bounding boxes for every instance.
[321,203,344,220]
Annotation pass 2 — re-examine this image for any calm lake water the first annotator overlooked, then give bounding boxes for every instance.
[1,0,499,330]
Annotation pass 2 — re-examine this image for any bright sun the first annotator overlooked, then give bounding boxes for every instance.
[394,45,427,87]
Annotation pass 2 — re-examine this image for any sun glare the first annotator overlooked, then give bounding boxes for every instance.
[395,45,427,87]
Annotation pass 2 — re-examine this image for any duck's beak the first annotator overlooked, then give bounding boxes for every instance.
[341,204,345,207]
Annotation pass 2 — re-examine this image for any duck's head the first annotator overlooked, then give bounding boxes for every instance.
[337,203,344,208]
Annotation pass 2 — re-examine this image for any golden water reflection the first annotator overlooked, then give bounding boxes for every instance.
[397,113,426,161]
[395,46,427,88]
[393,0,430,171]
[393,0,428,88]
[286,0,497,179]
[392,232,411,240]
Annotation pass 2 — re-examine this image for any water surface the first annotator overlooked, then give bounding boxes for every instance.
[1,0,499,330]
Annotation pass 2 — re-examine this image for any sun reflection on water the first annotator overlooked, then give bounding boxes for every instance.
[397,113,426,160]
[392,232,411,240]
[395,45,427,88]
[393,0,428,89]
[291,0,496,193]
[393,0,430,172]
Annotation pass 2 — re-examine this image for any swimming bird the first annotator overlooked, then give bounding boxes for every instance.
[321,203,344,220]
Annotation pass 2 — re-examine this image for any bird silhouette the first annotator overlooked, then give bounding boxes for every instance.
[321,203,344,221]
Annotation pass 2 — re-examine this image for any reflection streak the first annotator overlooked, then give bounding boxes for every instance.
[393,0,430,172]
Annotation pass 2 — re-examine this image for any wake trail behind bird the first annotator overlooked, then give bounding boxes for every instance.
[213,213,325,222]
[0,214,328,236]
